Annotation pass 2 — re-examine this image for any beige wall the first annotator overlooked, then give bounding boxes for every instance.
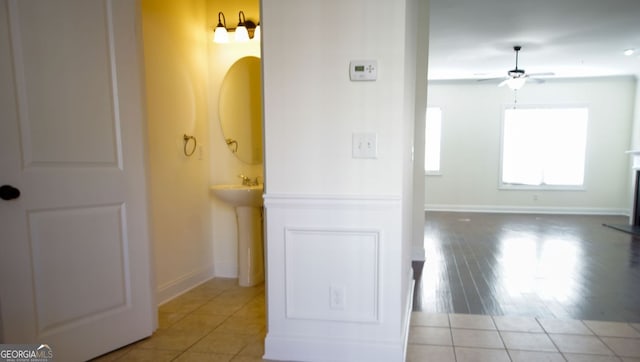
[141,0,213,303]
[141,0,263,300]
[205,2,262,277]
[426,76,637,214]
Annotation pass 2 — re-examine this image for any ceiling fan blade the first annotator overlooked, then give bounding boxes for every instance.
[477,77,504,82]
[498,79,509,87]
[527,72,555,77]
[528,77,546,84]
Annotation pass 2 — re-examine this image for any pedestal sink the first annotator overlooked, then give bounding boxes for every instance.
[210,184,264,287]
[210,184,263,207]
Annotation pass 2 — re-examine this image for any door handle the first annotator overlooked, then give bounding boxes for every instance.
[0,185,21,201]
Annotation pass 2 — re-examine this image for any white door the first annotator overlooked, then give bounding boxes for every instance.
[0,1,155,361]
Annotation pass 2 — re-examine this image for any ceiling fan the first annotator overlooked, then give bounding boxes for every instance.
[482,45,554,90]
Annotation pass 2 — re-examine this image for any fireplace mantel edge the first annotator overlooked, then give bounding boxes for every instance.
[626,150,640,170]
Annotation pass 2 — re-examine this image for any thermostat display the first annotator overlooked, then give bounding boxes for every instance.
[350,60,377,81]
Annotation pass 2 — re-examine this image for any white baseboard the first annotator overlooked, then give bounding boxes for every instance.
[264,334,405,362]
[156,265,215,305]
[403,273,415,362]
[425,204,630,216]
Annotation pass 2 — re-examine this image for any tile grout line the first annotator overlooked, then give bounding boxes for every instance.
[582,321,633,360]
[163,289,236,362]
[119,284,263,362]
[193,290,264,360]
[412,313,640,362]
[167,291,237,361]
[112,294,221,361]
[447,313,459,362]
[490,315,512,362]
[532,315,569,361]
[230,293,267,361]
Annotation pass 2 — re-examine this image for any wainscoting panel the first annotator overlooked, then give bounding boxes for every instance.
[284,227,379,322]
[264,194,410,362]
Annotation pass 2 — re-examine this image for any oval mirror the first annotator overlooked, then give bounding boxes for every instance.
[219,56,263,164]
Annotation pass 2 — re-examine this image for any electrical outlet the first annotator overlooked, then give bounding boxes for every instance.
[329,285,346,310]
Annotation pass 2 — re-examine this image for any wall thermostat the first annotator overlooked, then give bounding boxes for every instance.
[349,60,377,81]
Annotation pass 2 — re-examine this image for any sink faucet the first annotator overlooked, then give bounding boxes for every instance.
[239,174,261,186]
[239,174,251,185]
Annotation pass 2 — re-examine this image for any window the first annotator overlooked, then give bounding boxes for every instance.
[501,107,588,188]
[425,107,442,174]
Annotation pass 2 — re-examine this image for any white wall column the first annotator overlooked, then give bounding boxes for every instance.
[261,0,424,360]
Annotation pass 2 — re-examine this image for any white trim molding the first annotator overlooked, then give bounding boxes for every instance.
[156,265,215,305]
[627,150,640,170]
[264,193,401,208]
[283,227,380,323]
[425,204,630,216]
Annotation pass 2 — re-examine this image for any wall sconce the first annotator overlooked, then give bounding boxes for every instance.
[213,11,260,43]
[214,12,229,43]
[235,11,249,42]
[253,23,260,40]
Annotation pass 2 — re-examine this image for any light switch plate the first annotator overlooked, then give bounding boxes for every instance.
[352,132,377,159]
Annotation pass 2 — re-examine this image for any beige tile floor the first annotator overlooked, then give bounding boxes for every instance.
[409,312,640,362]
[92,278,274,362]
[94,278,640,361]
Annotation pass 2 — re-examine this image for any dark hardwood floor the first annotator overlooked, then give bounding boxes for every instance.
[413,212,640,323]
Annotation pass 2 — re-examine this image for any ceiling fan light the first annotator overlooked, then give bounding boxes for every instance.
[506,77,526,90]
[624,49,635,56]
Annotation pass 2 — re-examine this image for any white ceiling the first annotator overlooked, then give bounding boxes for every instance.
[427,0,640,80]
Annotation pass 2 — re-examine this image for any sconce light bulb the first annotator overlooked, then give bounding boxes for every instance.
[235,26,249,42]
[214,26,229,43]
